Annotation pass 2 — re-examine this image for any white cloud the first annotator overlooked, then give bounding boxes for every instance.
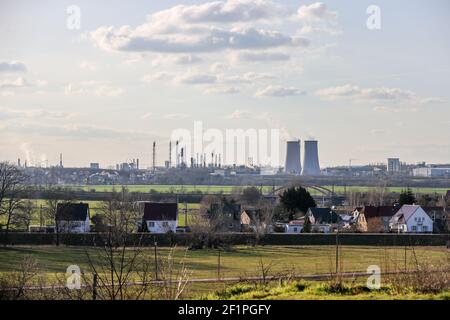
[174,71,217,84]
[152,54,202,66]
[64,81,124,97]
[256,85,305,97]
[420,97,445,104]
[296,2,337,21]
[297,24,341,36]
[0,61,27,73]
[0,107,81,120]
[229,50,290,63]
[203,86,240,94]
[315,84,420,103]
[142,72,173,82]
[79,60,97,71]
[221,72,274,83]
[225,109,252,119]
[95,85,124,97]
[149,0,285,24]
[0,77,30,88]
[89,1,311,55]
[91,25,306,53]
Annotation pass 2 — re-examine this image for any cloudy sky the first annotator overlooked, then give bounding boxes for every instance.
[1,0,449,168]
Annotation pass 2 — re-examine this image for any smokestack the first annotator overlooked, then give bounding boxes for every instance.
[285,140,301,174]
[152,141,156,172]
[176,141,179,168]
[302,140,321,176]
[136,158,139,170]
[181,147,184,166]
[18,158,21,168]
[59,153,63,168]
[169,141,172,168]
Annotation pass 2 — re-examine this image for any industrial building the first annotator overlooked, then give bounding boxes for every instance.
[413,167,450,177]
[387,158,401,174]
[302,140,321,176]
[284,140,302,174]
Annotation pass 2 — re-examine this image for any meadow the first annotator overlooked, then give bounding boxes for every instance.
[0,245,447,280]
[74,184,449,195]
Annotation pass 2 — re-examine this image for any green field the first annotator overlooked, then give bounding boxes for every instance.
[0,245,447,279]
[0,245,448,299]
[73,184,449,195]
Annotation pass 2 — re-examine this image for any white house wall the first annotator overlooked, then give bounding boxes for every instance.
[406,208,433,233]
[146,220,178,233]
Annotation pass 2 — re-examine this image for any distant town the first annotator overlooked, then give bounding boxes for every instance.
[13,139,450,187]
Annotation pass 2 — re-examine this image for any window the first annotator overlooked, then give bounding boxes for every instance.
[412,225,417,231]
[148,221,155,228]
[422,226,428,232]
[162,221,169,227]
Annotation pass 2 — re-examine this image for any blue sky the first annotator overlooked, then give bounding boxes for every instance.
[0,0,449,168]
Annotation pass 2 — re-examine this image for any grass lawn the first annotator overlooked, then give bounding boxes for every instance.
[0,245,448,280]
[205,281,450,300]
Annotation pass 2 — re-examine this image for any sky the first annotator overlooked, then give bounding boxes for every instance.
[0,0,449,169]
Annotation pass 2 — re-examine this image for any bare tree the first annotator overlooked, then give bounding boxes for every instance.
[0,162,27,245]
[42,186,75,246]
[0,256,39,300]
[11,199,34,231]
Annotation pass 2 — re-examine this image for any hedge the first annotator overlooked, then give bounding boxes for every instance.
[0,232,448,247]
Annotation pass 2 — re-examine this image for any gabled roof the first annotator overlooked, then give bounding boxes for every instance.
[391,205,427,223]
[307,207,339,224]
[242,208,262,221]
[142,202,178,221]
[56,203,89,221]
[362,206,399,219]
[210,202,241,219]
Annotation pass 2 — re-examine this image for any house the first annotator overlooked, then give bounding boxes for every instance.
[351,209,368,232]
[421,206,448,233]
[208,201,241,232]
[286,220,304,233]
[389,205,433,233]
[55,203,90,233]
[338,210,367,232]
[141,202,178,233]
[240,208,268,232]
[305,207,339,233]
[357,206,399,233]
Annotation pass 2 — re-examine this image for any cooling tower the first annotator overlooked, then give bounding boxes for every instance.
[302,140,321,175]
[285,140,302,174]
